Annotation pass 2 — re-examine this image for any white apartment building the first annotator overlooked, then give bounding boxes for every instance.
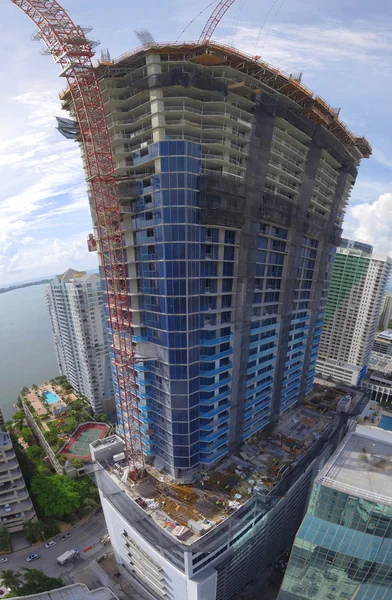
[46,269,114,415]
[316,248,392,386]
[0,432,36,532]
[373,329,392,355]
[379,293,392,330]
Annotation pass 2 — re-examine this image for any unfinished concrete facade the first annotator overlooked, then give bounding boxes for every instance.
[62,42,370,477]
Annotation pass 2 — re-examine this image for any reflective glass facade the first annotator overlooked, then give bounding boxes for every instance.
[280,485,392,599]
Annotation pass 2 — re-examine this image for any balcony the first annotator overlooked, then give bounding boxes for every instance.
[199,413,230,430]
[200,363,232,377]
[200,334,232,347]
[243,413,270,437]
[200,377,232,392]
[272,134,308,160]
[244,395,271,410]
[200,349,233,362]
[200,389,231,406]
[247,357,276,375]
[266,173,300,194]
[250,322,280,336]
[199,445,228,463]
[268,159,303,183]
[200,401,231,418]
[245,381,272,400]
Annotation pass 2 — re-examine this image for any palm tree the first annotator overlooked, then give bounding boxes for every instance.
[1,569,22,592]
[23,520,44,543]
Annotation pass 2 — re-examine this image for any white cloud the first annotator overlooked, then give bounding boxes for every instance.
[0,230,98,284]
[0,85,91,284]
[344,193,392,257]
[223,20,392,73]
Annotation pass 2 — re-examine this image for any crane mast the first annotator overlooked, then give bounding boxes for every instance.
[10,0,144,480]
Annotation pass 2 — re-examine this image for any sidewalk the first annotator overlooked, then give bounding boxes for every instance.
[73,552,138,600]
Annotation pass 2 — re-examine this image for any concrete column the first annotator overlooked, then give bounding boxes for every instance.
[145,53,166,143]
[229,100,277,446]
[270,137,322,424]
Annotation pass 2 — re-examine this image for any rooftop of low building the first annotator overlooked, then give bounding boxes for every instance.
[317,425,392,506]
[376,330,392,342]
[368,352,392,375]
[11,583,119,600]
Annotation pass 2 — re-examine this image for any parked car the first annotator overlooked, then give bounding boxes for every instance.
[25,553,40,562]
[45,540,57,549]
[60,533,72,541]
[0,557,8,563]
[4,504,11,513]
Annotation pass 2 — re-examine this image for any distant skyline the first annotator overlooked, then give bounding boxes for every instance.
[1,0,392,284]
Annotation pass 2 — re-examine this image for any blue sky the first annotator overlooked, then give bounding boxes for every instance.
[1,0,392,284]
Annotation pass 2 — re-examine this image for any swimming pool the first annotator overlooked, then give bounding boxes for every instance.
[378,415,392,432]
[44,391,60,404]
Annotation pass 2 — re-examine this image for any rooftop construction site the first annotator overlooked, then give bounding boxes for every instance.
[90,388,363,546]
[93,41,371,159]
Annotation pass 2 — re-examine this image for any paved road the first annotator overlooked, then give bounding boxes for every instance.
[1,512,108,579]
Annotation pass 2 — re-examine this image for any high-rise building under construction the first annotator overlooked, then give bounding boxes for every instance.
[10,1,373,598]
[62,42,371,478]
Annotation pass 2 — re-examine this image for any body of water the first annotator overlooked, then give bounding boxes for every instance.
[0,284,59,420]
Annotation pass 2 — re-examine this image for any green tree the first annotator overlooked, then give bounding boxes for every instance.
[23,520,44,544]
[26,446,44,462]
[0,526,9,551]
[12,410,26,430]
[31,475,81,518]
[23,520,60,544]
[70,458,84,469]
[44,430,59,447]
[21,427,33,444]
[57,454,66,466]
[1,569,22,593]
[62,417,77,433]
[78,477,99,502]
[16,569,63,596]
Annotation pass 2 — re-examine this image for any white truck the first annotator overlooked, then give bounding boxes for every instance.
[57,549,79,566]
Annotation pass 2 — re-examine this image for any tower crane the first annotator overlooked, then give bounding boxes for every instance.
[10,0,240,481]
[10,0,144,480]
[199,0,237,44]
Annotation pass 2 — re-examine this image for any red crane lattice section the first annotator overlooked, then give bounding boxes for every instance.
[11,0,144,479]
[199,0,237,43]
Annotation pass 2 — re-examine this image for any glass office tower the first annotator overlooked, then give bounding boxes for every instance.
[62,42,371,478]
[279,426,392,600]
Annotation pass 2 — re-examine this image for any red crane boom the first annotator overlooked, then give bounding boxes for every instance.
[10,0,144,480]
[199,0,237,44]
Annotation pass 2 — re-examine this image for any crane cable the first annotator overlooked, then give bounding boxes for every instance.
[253,0,281,54]
[176,0,220,43]
[229,0,246,46]
[261,0,288,52]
